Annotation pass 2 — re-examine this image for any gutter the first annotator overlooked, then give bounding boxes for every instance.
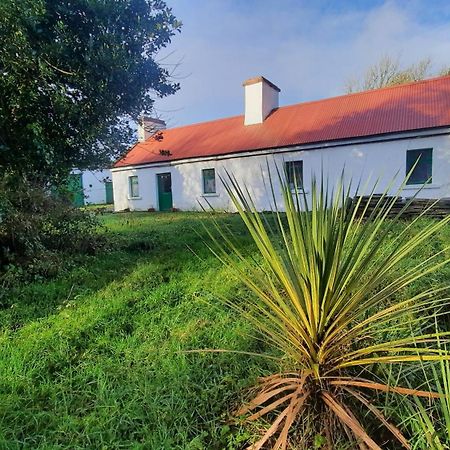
[111,126,450,173]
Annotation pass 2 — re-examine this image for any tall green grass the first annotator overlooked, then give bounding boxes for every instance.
[397,320,450,449]
[1,211,450,448]
[0,213,270,449]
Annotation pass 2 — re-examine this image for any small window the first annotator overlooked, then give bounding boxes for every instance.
[285,161,303,190]
[129,176,139,198]
[202,168,216,194]
[406,149,432,185]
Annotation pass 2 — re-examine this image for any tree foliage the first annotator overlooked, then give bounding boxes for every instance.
[0,0,181,182]
[346,55,450,93]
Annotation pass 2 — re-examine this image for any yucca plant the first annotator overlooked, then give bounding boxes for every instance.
[202,166,450,449]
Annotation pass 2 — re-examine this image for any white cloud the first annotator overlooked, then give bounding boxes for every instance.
[154,0,450,127]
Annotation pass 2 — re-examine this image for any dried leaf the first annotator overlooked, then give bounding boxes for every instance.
[331,379,441,399]
[322,391,382,450]
[342,387,410,449]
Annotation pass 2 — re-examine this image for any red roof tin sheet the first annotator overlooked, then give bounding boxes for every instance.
[114,75,450,168]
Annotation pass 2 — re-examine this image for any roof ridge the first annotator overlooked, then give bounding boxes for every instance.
[155,74,450,135]
[276,73,450,112]
[161,112,244,133]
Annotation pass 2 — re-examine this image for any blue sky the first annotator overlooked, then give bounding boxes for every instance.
[154,0,450,127]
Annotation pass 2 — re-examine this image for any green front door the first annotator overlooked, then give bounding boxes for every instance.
[68,173,84,207]
[157,173,173,211]
[105,181,114,204]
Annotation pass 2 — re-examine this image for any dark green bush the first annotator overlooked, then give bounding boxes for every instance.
[0,175,104,279]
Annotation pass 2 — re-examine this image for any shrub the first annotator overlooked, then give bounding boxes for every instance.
[0,175,104,278]
[204,170,450,449]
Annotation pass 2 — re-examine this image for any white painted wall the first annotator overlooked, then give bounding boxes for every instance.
[111,131,450,212]
[72,169,112,205]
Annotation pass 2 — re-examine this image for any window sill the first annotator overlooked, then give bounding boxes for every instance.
[403,184,439,190]
[201,193,219,197]
[128,196,142,200]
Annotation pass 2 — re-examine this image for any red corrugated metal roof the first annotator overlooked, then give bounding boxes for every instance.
[114,75,450,168]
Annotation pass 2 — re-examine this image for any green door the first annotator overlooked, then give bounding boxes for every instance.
[105,181,114,204]
[157,173,173,211]
[68,173,84,207]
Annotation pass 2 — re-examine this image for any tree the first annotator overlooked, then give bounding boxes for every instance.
[0,0,181,183]
[346,55,450,93]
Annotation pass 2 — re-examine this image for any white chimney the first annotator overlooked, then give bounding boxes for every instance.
[137,116,166,142]
[243,76,280,126]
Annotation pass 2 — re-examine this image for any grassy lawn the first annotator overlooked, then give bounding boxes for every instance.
[1,212,450,449]
[0,212,275,450]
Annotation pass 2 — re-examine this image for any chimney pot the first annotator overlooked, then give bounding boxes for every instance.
[243,76,280,126]
[138,116,166,142]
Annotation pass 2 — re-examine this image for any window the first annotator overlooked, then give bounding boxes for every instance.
[406,149,432,185]
[202,168,216,194]
[285,160,303,190]
[129,175,139,198]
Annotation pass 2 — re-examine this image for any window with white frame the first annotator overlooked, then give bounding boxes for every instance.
[129,175,139,198]
[202,168,216,194]
[284,160,303,190]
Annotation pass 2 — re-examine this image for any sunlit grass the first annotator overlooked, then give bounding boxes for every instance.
[0,210,450,448]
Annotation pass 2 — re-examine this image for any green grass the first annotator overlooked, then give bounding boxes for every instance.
[0,212,274,449]
[1,212,449,449]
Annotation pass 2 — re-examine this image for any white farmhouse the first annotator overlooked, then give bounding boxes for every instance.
[69,169,114,207]
[111,75,450,211]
